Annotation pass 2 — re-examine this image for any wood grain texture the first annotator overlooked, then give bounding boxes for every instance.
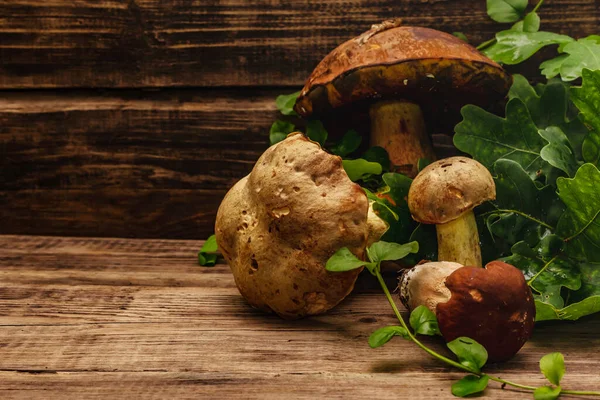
[0,0,597,88]
[0,90,275,238]
[0,235,599,399]
[0,91,457,239]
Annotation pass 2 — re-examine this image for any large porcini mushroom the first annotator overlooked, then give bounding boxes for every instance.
[399,260,536,362]
[408,156,495,267]
[294,21,511,177]
[215,133,385,319]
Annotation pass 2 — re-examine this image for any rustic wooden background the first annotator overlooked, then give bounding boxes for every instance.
[1,0,598,239]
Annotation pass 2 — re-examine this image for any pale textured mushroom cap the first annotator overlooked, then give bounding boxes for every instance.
[408,156,495,224]
[215,133,376,319]
[398,261,462,312]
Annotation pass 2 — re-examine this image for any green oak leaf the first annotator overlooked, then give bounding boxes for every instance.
[478,210,511,263]
[534,386,562,400]
[571,70,600,126]
[509,76,589,160]
[536,262,600,321]
[447,337,488,373]
[509,76,567,128]
[541,36,600,81]
[503,240,581,310]
[368,326,409,348]
[556,164,600,262]
[330,129,362,157]
[539,127,580,177]
[367,241,418,264]
[198,235,218,266]
[370,173,416,245]
[571,69,600,166]
[342,159,382,182]
[539,55,568,81]
[539,352,565,386]
[534,262,600,320]
[481,160,566,264]
[269,120,296,145]
[486,0,527,23]
[494,159,543,218]
[275,91,301,116]
[569,262,600,303]
[409,305,440,336]
[582,132,600,167]
[454,99,554,182]
[451,375,489,397]
[486,160,543,249]
[483,30,573,65]
[325,247,374,272]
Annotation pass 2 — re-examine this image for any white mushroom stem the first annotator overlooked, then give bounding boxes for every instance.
[369,99,436,178]
[436,210,482,268]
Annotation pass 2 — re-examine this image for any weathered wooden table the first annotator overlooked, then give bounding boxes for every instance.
[1,235,599,399]
[2,1,599,398]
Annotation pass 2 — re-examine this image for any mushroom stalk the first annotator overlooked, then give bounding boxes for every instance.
[436,210,482,267]
[369,100,436,178]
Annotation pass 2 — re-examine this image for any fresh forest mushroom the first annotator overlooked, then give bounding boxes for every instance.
[215,133,386,319]
[294,21,511,177]
[399,260,536,362]
[408,157,495,267]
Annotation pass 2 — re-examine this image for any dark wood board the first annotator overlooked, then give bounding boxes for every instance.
[0,90,458,239]
[0,90,274,238]
[0,0,597,88]
[0,235,599,399]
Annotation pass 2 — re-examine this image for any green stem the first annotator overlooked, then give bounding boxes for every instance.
[486,376,536,391]
[480,209,554,231]
[374,269,475,374]
[532,0,545,13]
[563,210,600,242]
[527,255,558,287]
[477,37,496,51]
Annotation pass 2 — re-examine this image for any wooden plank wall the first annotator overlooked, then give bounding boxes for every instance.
[1,0,599,239]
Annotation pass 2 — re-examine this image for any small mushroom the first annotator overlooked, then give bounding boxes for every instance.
[399,260,536,362]
[408,156,495,267]
[215,133,385,319]
[295,22,511,177]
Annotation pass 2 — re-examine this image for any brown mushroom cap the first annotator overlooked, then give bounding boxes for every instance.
[436,261,536,362]
[294,24,511,117]
[408,156,496,224]
[215,133,376,319]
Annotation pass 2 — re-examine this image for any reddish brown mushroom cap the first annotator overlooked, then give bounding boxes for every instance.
[294,24,512,117]
[436,261,536,362]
